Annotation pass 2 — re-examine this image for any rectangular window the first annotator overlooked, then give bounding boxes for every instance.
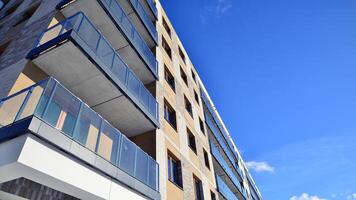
[180,67,188,86]
[168,153,183,188]
[178,46,186,64]
[164,99,177,130]
[193,176,204,200]
[192,70,196,83]
[12,3,39,27]
[0,41,10,57]
[162,17,171,37]
[203,149,210,169]
[162,36,172,59]
[0,0,21,20]
[184,95,193,117]
[164,65,175,91]
[194,91,200,105]
[187,128,197,153]
[199,118,205,135]
[210,191,216,200]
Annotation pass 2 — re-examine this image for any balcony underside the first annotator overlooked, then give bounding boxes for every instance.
[32,41,155,136]
[60,0,156,84]
[0,122,160,200]
[118,0,157,46]
[212,159,245,200]
[139,0,157,21]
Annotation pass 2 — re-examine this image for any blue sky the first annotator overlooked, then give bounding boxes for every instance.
[161,0,356,199]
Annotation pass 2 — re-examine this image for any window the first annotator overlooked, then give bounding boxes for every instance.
[194,91,200,105]
[1,0,21,20]
[187,128,197,153]
[162,17,171,37]
[193,176,204,200]
[203,149,210,169]
[180,67,188,86]
[178,46,186,64]
[164,99,177,130]
[162,36,171,59]
[184,95,193,117]
[0,41,10,57]
[168,153,183,188]
[192,70,196,83]
[12,3,39,27]
[164,65,175,91]
[210,191,216,200]
[199,118,205,135]
[0,0,10,10]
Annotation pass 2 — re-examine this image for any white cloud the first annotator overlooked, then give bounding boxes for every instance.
[347,193,356,200]
[245,161,274,173]
[289,193,327,200]
[200,0,232,23]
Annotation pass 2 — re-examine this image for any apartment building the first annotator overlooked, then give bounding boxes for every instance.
[0,0,262,199]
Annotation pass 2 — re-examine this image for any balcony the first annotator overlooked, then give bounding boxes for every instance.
[27,13,159,136]
[117,0,158,44]
[0,78,159,197]
[57,0,158,83]
[216,175,239,200]
[211,144,248,200]
[206,112,244,179]
[140,0,157,20]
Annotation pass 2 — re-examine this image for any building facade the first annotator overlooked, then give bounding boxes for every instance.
[0,0,262,200]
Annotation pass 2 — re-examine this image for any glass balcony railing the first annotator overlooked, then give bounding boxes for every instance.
[100,0,158,76]
[206,113,244,179]
[216,175,239,200]
[57,0,158,77]
[211,144,246,198]
[0,77,159,191]
[129,0,158,42]
[32,12,158,125]
[145,0,158,17]
[202,92,238,159]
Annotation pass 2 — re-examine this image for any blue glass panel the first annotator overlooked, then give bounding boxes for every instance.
[119,136,136,176]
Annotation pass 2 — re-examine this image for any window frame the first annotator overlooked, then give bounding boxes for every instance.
[184,95,193,117]
[164,65,175,92]
[180,67,188,86]
[162,36,172,59]
[162,17,171,37]
[199,118,205,135]
[178,46,186,64]
[193,175,204,200]
[167,152,183,188]
[164,99,177,130]
[187,128,197,154]
[203,148,210,169]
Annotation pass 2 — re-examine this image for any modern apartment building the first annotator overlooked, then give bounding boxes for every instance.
[0,0,262,199]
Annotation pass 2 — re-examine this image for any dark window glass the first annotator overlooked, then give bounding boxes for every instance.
[193,176,204,200]
[210,191,216,200]
[0,0,21,20]
[203,149,210,169]
[191,70,196,82]
[184,96,193,117]
[199,118,205,135]
[178,46,186,64]
[0,41,10,57]
[187,128,197,153]
[180,67,188,86]
[162,36,172,59]
[164,100,177,130]
[168,153,183,188]
[12,3,39,27]
[194,91,200,105]
[164,66,175,91]
[162,17,171,37]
